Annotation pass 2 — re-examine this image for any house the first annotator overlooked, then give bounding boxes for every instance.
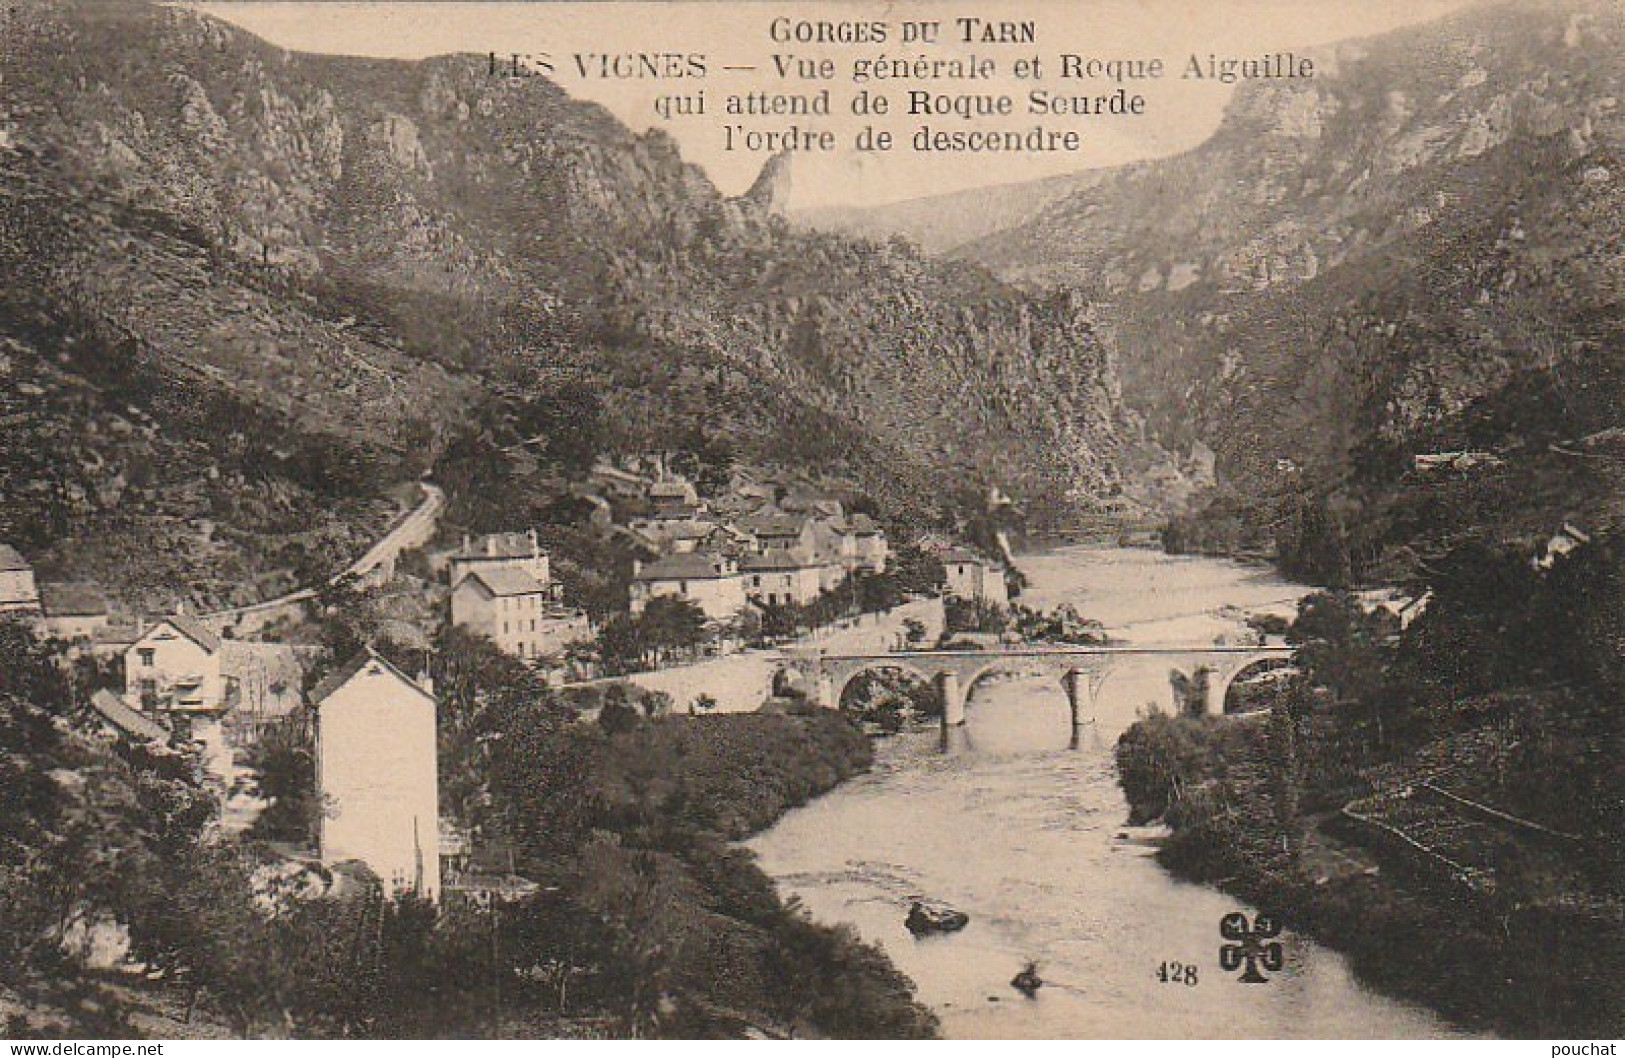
[37,583,111,641]
[310,650,440,900]
[122,613,242,779]
[841,514,888,573]
[941,548,1009,607]
[626,517,729,556]
[630,553,747,621]
[588,462,652,500]
[741,513,819,554]
[648,476,702,520]
[741,548,829,608]
[451,567,589,661]
[87,620,143,661]
[811,514,889,575]
[0,542,40,614]
[124,613,226,715]
[447,530,551,590]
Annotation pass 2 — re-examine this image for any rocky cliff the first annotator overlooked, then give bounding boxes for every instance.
[817,0,1625,574]
[0,0,1135,604]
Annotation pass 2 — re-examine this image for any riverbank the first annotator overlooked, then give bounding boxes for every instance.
[1116,707,1623,1038]
[502,707,941,1039]
[747,549,1474,1039]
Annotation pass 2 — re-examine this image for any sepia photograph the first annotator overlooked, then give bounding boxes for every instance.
[0,0,1621,1043]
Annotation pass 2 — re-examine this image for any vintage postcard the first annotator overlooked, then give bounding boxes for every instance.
[0,0,1621,1043]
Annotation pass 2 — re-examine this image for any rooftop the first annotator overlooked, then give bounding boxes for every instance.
[309,648,435,708]
[462,566,547,597]
[90,690,168,742]
[635,553,736,581]
[741,514,809,536]
[741,547,824,571]
[144,613,222,654]
[0,543,29,571]
[454,530,541,561]
[649,479,699,500]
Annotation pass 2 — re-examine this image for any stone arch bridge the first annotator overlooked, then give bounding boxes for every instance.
[783,645,1295,736]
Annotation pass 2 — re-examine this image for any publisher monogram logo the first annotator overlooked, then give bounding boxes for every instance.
[1220,911,1284,984]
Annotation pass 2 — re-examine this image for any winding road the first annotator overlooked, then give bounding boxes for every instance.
[201,481,444,634]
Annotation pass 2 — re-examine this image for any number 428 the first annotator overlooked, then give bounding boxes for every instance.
[1157,961,1199,986]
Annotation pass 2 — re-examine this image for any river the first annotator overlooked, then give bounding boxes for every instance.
[746,547,1474,1039]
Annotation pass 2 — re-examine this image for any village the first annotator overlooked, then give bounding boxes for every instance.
[0,457,1022,909]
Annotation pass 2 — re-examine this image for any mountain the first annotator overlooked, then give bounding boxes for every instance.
[817,0,1625,578]
[792,170,1086,257]
[0,0,1135,608]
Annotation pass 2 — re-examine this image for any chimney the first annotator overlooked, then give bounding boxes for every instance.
[461,533,471,555]
[417,671,435,698]
[527,528,539,556]
[631,558,642,577]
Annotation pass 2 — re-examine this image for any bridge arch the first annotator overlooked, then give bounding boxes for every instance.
[1215,655,1298,714]
[831,660,938,715]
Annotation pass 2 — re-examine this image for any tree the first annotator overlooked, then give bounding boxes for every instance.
[1288,590,1398,747]
[889,545,945,596]
[597,613,646,676]
[638,595,707,664]
[421,626,570,828]
[512,381,605,477]
[944,596,1007,635]
[246,715,318,845]
[857,573,907,614]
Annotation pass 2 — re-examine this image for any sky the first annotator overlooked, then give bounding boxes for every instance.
[192,0,1481,209]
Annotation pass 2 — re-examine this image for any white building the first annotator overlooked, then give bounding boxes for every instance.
[125,614,225,713]
[837,514,889,574]
[741,548,828,608]
[0,543,40,614]
[941,548,1009,607]
[122,613,240,779]
[741,514,819,555]
[630,553,747,621]
[311,650,440,900]
[451,567,589,661]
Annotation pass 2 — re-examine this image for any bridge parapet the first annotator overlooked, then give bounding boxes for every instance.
[785,644,1296,728]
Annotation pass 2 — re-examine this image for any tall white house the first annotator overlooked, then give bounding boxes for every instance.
[311,650,440,900]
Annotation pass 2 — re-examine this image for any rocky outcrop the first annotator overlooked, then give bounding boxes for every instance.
[906,0,1625,562]
[905,900,969,936]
